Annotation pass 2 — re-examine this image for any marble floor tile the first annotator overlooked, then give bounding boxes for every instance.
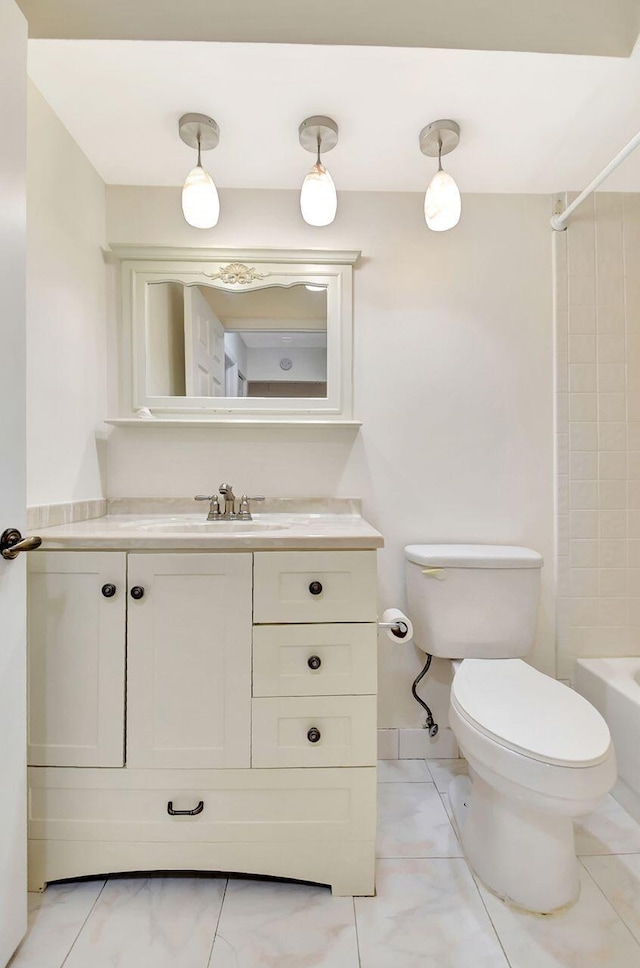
[575,793,640,855]
[64,876,226,968]
[377,782,462,858]
[208,878,358,968]
[426,757,469,794]
[477,867,640,968]
[582,854,640,943]
[9,881,106,968]
[377,759,431,782]
[355,858,509,968]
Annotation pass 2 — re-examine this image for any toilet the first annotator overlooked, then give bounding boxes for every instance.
[404,543,616,914]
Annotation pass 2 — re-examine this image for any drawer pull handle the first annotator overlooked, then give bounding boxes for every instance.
[101,583,117,598]
[167,800,204,816]
[307,727,321,744]
[308,580,323,596]
[307,655,322,670]
[130,586,145,600]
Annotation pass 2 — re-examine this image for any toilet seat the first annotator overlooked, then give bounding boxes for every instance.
[451,659,611,768]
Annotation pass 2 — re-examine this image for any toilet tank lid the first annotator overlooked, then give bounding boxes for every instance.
[404,544,543,569]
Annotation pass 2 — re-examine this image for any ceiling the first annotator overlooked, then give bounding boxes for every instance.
[16,0,640,57]
[28,39,640,194]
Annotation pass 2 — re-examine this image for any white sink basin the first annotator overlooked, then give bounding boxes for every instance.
[138,518,291,534]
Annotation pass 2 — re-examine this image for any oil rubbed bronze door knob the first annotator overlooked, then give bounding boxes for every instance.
[0,528,42,561]
[307,655,322,670]
[101,584,117,598]
[308,580,323,596]
[307,727,321,743]
[130,586,145,600]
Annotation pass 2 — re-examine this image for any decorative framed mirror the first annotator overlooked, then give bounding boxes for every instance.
[110,246,359,424]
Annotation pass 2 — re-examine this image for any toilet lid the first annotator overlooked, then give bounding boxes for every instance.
[451,659,612,767]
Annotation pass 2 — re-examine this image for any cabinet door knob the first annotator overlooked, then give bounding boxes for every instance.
[167,800,204,816]
[307,727,321,744]
[308,580,323,596]
[307,655,322,670]
[101,583,117,598]
[130,586,145,600]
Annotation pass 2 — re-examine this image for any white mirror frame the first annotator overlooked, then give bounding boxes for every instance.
[111,246,360,423]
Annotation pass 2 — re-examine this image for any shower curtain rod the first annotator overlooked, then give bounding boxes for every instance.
[550,128,640,231]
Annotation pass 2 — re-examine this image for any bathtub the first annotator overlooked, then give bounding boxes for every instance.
[575,658,640,824]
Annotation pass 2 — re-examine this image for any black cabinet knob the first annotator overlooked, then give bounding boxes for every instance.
[307,727,321,744]
[307,655,322,670]
[308,580,323,596]
[130,586,145,600]
[101,583,117,598]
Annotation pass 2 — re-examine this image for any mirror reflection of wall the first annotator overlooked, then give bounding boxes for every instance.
[146,282,327,399]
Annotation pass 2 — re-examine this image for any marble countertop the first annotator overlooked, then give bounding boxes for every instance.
[32,503,384,551]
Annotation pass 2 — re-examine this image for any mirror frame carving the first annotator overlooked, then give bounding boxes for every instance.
[111,246,360,422]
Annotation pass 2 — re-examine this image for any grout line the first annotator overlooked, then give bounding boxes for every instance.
[205,877,229,968]
[59,878,108,967]
[352,895,362,968]
[467,868,514,968]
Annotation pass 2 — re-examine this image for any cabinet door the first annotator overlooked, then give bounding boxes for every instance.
[127,553,252,769]
[28,552,126,767]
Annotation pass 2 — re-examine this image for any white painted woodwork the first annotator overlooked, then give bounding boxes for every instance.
[0,2,28,961]
[252,696,377,768]
[183,285,225,397]
[120,248,355,420]
[28,766,376,844]
[253,550,378,623]
[28,839,375,898]
[27,545,378,896]
[27,767,376,895]
[28,552,126,767]
[126,553,252,769]
[252,623,377,697]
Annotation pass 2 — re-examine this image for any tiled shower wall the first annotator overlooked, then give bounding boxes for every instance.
[555,192,640,680]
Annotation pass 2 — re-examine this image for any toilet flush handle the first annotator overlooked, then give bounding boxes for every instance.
[421,568,446,580]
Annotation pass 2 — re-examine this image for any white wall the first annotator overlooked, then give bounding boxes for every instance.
[27,82,107,506]
[245,346,326,382]
[147,281,185,396]
[555,192,640,679]
[106,186,555,729]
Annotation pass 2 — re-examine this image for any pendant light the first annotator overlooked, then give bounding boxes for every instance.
[298,115,338,226]
[419,120,461,232]
[178,113,221,229]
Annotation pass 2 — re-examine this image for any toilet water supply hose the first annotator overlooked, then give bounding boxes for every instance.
[381,611,439,737]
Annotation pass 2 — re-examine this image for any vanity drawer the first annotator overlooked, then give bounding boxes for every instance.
[252,623,377,697]
[251,696,377,768]
[28,766,376,845]
[253,551,377,624]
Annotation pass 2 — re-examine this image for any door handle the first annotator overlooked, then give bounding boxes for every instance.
[167,800,204,816]
[1,528,42,561]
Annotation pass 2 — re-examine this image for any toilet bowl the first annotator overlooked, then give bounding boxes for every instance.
[405,544,616,913]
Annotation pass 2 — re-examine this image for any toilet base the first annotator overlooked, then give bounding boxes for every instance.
[450,773,580,914]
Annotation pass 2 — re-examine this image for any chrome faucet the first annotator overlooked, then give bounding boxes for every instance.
[218,483,237,519]
[195,484,265,521]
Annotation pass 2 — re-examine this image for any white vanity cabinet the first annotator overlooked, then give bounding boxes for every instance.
[27,544,378,897]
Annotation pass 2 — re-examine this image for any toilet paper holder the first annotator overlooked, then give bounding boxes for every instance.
[378,619,409,639]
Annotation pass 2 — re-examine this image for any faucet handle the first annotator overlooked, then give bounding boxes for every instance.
[237,495,265,521]
[194,495,215,501]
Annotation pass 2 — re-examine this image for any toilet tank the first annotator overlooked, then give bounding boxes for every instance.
[404,544,543,659]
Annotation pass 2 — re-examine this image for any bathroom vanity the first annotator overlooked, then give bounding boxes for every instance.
[26,502,382,896]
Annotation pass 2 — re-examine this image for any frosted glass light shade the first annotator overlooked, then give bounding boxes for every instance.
[424,169,461,232]
[182,164,220,229]
[300,162,337,226]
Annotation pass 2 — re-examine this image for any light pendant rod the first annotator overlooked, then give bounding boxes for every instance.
[551,128,640,231]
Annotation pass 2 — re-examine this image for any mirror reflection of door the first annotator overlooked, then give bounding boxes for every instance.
[184,286,225,396]
[146,282,327,399]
